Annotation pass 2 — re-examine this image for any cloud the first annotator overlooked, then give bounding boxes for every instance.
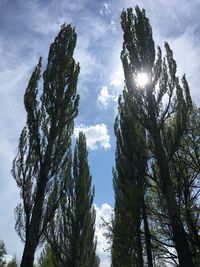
[166,29,200,104]
[97,85,119,109]
[21,1,64,35]
[95,203,113,267]
[110,69,124,87]
[4,254,13,263]
[74,124,111,150]
[97,86,111,108]
[75,35,102,77]
[100,3,111,16]
[97,66,124,109]
[97,75,123,109]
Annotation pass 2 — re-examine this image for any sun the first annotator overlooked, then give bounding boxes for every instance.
[136,72,149,87]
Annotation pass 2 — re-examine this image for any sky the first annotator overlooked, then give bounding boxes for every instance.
[0,0,200,266]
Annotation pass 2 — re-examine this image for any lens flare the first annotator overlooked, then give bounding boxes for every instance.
[136,72,149,87]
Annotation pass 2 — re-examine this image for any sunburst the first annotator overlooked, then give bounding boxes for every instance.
[136,72,149,88]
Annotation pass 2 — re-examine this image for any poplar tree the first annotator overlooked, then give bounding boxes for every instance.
[47,132,100,267]
[169,108,200,264]
[146,108,200,265]
[120,6,193,266]
[12,24,79,267]
[112,91,153,267]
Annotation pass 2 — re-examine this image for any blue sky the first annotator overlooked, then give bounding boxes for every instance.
[0,0,200,266]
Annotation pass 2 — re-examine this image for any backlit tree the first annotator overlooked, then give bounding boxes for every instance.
[12,24,79,267]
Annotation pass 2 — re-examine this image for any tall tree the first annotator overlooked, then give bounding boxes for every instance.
[120,6,193,266]
[47,132,100,267]
[169,107,200,264]
[112,91,153,267]
[12,24,79,267]
[145,108,200,265]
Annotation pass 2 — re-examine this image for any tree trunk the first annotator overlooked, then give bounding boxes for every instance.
[185,207,200,249]
[20,185,46,267]
[135,216,144,267]
[145,89,194,267]
[142,201,153,267]
[20,240,36,267]
[20,131,56,267]
[151,124,194,267]
[20,166,49,267]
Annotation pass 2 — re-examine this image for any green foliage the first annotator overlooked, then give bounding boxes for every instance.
[37,244,55,267]
[170,107,200,264]
[7,256,18,267]
[46,132,99,267]
[12,24,79,267]
[0,240,6,267]
[113,5,195,267]
[149,107,200,264]
[112,92,147,266]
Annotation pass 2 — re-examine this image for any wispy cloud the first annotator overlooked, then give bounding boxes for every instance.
[74,124,111,150]
[100,2,111,16]
[167,29,200,104]
[97,86,114,108]
[95,203,113,267]
[97,68,124,109]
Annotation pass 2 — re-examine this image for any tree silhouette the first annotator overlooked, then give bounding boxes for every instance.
[47,132,99,267]
[118,6,194,266]
[12,24,79,267]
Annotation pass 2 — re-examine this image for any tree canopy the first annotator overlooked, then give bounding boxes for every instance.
[111,6,196,267]
[12,24,79,267]
[46,132,99,267]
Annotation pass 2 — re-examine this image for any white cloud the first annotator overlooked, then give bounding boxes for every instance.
[74,124,111,150]
[95,203,113,267]
[97,67,124,109]
[0,46,34,260]
[100,2,111,16]
[4,254,13,263]
[110,69,124,87]
[75,35,102,76]
[167,30,200,104]
[110,19,116,32]
[97,86,111,108]
[97,84,120,109]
